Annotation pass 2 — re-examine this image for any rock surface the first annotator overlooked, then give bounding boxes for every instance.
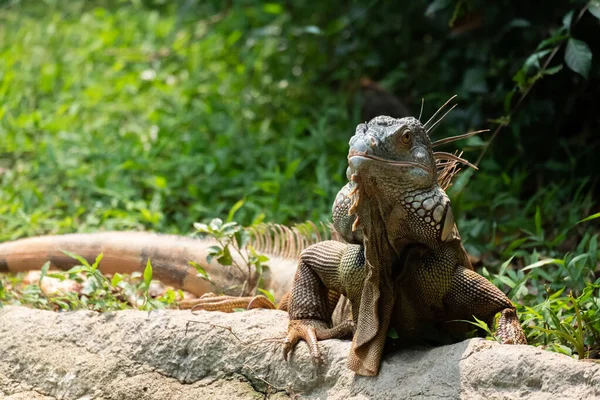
[0,305,599,399]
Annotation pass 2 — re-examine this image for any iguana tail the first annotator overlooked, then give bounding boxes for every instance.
[0,231,298,299]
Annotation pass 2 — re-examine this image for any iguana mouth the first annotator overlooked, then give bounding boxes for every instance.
[348,153,434,175]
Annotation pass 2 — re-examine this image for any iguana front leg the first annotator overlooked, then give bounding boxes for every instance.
[445,266,527,344]
[284,240,365,363]
[398,243,527,345]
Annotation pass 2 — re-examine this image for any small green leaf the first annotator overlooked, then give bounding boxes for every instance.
[263,3,283,14]
[205,245,222,264]
[425,0,451,16]
[251,213,266,226]
[524,49,552,71]
[496,275,517,289]
[207,245,222,255]
[92,253,103,271]
[235,230,250,249]
[45,273,65,281]
[543,64,563,76]
[39,261,51,283]
[562,10,574,30]
[222,222,240,236]
[498,256,515,276]
[567,254,589,268]
[284,158,301,179]
[578,212,600,224]
[505,18,531,29]
[564,38,592,79]
[209,218,223,231]
[546,343,573,356]
[256,255,269,263]
[513,69,527,90]
[217,245,233,266]
[258,288,275,304]
[227,199,245,222]
[61,250,91,268]
[154,175,167,189]
[522,258,564,271]
[453,316,494,337]
[447,168,474,198]
[193,222,209,233]
[161,289,176,304]
[472,316,493,334]
[300,26,321,35]
[536,30,568,51]
[143,259,153,288]
[387,327,399,339]
[188,261,211,280]
[590,1,600,19]
[226,30,243,46]
[111,273,123,286]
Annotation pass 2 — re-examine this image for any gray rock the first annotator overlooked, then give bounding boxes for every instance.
[0,306,598,399]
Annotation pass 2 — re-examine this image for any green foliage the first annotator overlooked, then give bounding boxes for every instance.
[482,228,600,357]
[456,316,498,342]
[565,38,592,78]
[194,215,270,296]
[258,288,276,304]
[1,252,180,311]
[522,287,600,359]
[1,1,597,238]
[579,212,600,223]
[0,0,352,240]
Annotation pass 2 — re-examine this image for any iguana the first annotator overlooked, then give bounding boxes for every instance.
[290,117,527,375]
[192,108,526,376]
[0,106,526,377]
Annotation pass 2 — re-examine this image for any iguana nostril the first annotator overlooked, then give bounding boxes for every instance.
[414,149,426,160]
[352,139,371,154]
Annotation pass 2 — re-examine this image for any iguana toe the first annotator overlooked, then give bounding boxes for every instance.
[181,294,277,312]
[496,308,527,345]
[283,319,355,364]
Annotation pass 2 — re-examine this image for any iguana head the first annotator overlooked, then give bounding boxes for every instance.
[348,115,436,189]
[346,113,477,249]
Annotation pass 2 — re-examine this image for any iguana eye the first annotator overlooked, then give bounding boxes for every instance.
[397,127,412,147]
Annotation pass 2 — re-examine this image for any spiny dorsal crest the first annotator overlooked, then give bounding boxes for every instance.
[248,221,343,259]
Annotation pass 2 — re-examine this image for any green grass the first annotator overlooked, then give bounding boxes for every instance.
[0,1,352,239]
[0,1,598,360]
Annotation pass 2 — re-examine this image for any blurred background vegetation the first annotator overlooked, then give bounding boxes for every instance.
[0,0,599,356]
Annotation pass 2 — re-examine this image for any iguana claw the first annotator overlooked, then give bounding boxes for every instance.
[283,319,355,364]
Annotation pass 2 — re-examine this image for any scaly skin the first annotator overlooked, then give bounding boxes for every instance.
[285,115,525,376]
